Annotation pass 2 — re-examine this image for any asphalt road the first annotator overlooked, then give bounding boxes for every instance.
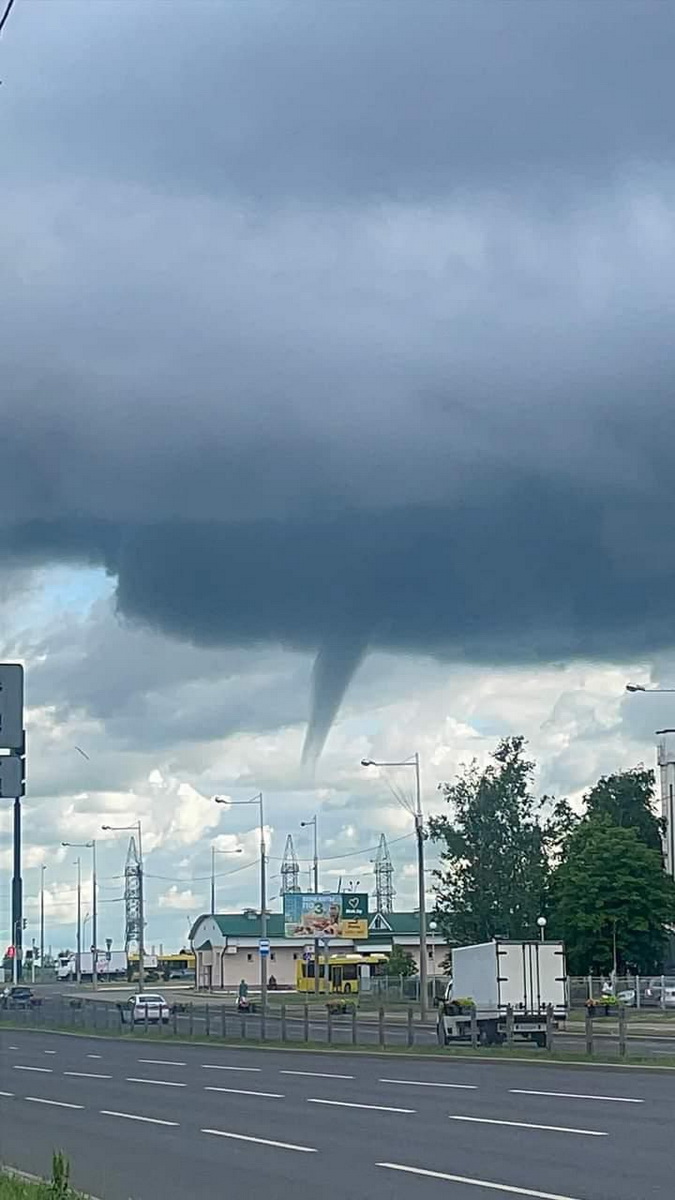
[0,1027,673,1200]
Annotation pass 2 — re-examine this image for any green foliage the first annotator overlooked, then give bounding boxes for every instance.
[0,1154,82,1199]
[430,736,549,945]
[384,945,417,978]
[549,817,675,974]
[583,767,663,853]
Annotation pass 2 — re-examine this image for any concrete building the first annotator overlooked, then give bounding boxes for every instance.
[189,909,438,990]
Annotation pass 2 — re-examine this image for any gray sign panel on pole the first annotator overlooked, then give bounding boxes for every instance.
[0,755,23,798]
[0,664,24,750]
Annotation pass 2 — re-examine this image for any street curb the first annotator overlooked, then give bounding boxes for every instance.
[3,1023,675,1072]
[1,1161,101,1199]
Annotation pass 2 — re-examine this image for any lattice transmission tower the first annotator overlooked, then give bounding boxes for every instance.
[124,836,142,955]
[280,834,301,894]
[374,833,395,914]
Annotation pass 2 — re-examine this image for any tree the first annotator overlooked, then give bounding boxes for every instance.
[549,816,675,974]
[429,736,549,945]
[583,767,664,854]
[385,945,417,978]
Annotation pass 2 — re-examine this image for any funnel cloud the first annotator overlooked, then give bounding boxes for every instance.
[2,1,675,754]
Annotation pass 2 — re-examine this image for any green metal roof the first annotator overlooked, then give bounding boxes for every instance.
[190,911,423,941]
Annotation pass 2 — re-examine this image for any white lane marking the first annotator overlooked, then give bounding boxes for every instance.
[0,1091,14,1097]
[87,1055,102,1060]
[125,1077,186,1088]
[8,1046,19,1051]
[202,1128,316,1153]
[378,1162,585,1199]
[201,1064,261,1072]
[13,1065,53,1073]
[510,1089,644,1104]
[205,1086,284,1098]
[280,1070,354,1080]
[448,1115,606,1137]
[380,1078,477,1090]
[44,1051,57,1055]
[101,1110,179,1127]
[25,1097,84,1110]
[64,1071,112,1080]
[307,1098,415,1114]
[138,1059,186,1067]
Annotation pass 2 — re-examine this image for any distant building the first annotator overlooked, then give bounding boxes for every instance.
[189,909,439,990]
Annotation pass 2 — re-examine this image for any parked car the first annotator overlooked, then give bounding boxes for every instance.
[1,986,40,1010]
[616,988,637,1007]
[644,984,675,1008]
[124,993,171,1024]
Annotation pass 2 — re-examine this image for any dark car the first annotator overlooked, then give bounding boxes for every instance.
[1,986,40,1010]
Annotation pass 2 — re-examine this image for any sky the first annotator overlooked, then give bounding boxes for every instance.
[1,0,675,954]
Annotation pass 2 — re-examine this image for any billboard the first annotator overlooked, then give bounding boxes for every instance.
[283,893,368,940]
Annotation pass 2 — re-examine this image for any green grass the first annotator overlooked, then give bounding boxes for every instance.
[0,1153,85,1198]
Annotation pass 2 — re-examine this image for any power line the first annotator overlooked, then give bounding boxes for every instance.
[0,0,17,39]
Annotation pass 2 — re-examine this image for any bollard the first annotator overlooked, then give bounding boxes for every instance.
[281,1003,287,1042]
[470,1005,478,1050]
[662,975,667,1012]
[189,1006,194,1038]
[144,1003,149,1036]
[618,1003,627,1058]
[261,1003,266,1043]
[378,1005,385,1048]
[351,1003,358,1046]
[327,1005,333,1045]
[221,1005,226,1040]
[505,1004,514,1047]
[303,1002,309,1043]
[546,1004,554,1052]
[205,1004,210,1038]
[585,1008,594,1056]
[636,974,641,1011]
[241,1011,247,1040]
[173,1006,178,1037]
[407,1006,414,1048]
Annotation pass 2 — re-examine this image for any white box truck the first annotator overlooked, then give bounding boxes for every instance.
[437,939,567,1048]
[55,950,128,982]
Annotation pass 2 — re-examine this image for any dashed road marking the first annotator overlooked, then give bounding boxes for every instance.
[101,1110,179,1127]
[377,1163,586,1199]
[202,1129,316,1153]
[205,1086,284,1098]
[509,1089,643,1104]
[307,1098,415,1114]
[280,1070,354,1079]
[380,1078,477,1090]
[125,1077,186,1088]
[25,1097,84,1110]
[448,1115,606,1137]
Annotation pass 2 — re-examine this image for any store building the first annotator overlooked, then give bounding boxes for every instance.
[189,909,441,990]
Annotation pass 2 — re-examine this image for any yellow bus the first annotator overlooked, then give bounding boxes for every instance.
[295,952,388,995]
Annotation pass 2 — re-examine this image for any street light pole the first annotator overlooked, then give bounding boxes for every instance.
[301,816,320,996]
[214,794,267,1011]
[210,845,243,914]
[40,864,46,975]
[62,840,98,989]
[361,753,429,1020]
[75,857,82,985]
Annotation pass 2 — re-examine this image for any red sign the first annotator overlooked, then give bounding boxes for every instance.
[6,945,15,959]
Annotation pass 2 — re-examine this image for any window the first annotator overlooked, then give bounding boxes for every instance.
[247,953,253,962]
[270,952,276,961]
[293,952,298,960]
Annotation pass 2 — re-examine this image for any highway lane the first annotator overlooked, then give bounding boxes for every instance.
[0,1030,673,1200]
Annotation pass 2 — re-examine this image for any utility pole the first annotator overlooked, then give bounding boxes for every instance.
[91,839,98,990]
[137,823,145,993]
[211,846,216,915]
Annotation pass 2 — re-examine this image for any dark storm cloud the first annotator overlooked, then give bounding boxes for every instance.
[2,0,675,757]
